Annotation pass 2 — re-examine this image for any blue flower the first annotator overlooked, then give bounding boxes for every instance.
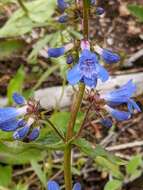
[47,181,81,190]
[66,55,73,64]
[0,93,40,141]
[104,105,131,121]
[58,14,68,23]
[57,0,68,12]
[100,118,112,128]
[95,45,120,64]
[96,7,105,15]
[101,49,120,64]
[48,47,65,58]
[102,80,140,112]
[102,80,141,121]
[67,49,109,88]
[12,92,26,105]
[28,127,40,141]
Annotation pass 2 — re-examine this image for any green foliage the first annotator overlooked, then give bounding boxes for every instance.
[126,154,143,181]
[74,138,125,179]
[0,39,25,60]
[104,179,122,190]
[7,66,25,104]
[0,165,12,187]
[74,138,126,165]
[50,111,84,135]
[0,0,56,37]
[31,160,47,188]
[96,156,123,179]
[126,155,142,175]
[128,4,143,22]
[12,183,28,190]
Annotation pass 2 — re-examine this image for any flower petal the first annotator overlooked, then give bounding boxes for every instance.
[96,64,109,82]
[12,92,26,105]
[47,181,60,190]
[0,119,19,131]
[67,64,82,85]
[83,76,97,88]
[127,99,141,113]
[0,107,20,124]
[73,183,81,190]
[102,80,137,103]
[105,105,131,121]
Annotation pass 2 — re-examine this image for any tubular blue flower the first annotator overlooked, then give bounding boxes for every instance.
[28,127,40,141]
[48,47,65,58]
[101,80,141,121]
[12,92,26,105]
[48,43,73,58]
[13,118,34,140]
[58,14,68,23]
[0,93,41,141]
[67,49,109,88]
[104,105,131,121]
[57,0,68,12]
[47,181,81,190]
[94,45,120,64]
[96,7,105,15]
[66,55,74,64]
[101,80,141,113]
[0,106,27,130]
[100,118,112,128]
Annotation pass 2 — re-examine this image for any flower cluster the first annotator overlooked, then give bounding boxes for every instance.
[47,181,81,190]
[0,93,41,141]
[86,80,141,126]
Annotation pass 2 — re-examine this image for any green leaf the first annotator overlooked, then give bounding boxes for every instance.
[50,112,84,135]
[96,156,123,179]
[31,160,47,188]
[7,66,25,104]
[126,155,142,175]
[104,179,122,190]
[13,183,28,190]
[0,39,25,60]
[0,165,12,186]
[128,4,143,22]
[0,0,56,37]
[74,138,126,165]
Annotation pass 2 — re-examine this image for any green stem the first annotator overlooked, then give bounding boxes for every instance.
[66,83,85,141]
[64,1,89,189]
[17,0,28,14]
[64,144,72,190]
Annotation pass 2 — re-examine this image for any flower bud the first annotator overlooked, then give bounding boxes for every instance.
[96,7,105,15]
[28,127,40,141]
[48,47,65,58]
[66,55,73,64]
[58,14,68,23]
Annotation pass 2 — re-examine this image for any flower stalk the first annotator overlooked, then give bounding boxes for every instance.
[64,0,89,189]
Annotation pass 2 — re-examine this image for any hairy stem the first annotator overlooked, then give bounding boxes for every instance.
[64,1,89,189]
